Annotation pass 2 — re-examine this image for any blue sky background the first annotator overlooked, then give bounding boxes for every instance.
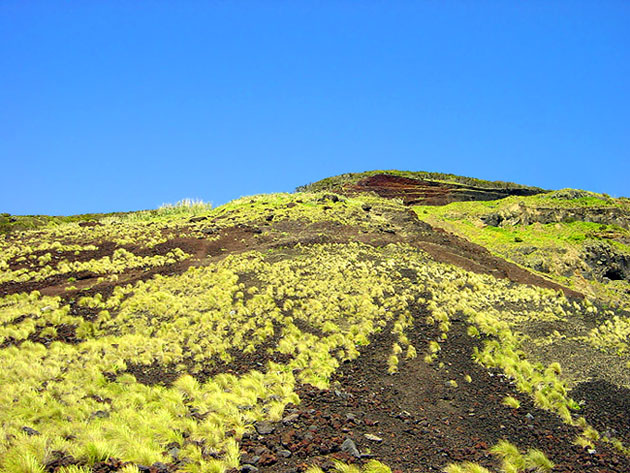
[1,1,629,215]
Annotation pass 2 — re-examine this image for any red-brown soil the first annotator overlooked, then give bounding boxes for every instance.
[343,174,542,206]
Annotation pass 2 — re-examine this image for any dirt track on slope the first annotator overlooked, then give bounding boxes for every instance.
[240,318,630,472]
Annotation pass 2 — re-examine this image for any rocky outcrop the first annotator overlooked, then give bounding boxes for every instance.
[482,203,630,230]
[582,241,630,282]
[342,174,543,206]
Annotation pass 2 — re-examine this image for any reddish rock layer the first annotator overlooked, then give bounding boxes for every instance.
[344,174,542,206]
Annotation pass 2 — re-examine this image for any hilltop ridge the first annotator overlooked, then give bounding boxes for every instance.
[297,170,546,205]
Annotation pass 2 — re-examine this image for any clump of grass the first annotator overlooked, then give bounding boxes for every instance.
[502,396,520,409]
[331,460,392,473]
[523,448,555,472]
[82,441,120,464]
[157,198,213,216]
[447,440,554,473]
[444,463,492,473]
[387,354,399,374]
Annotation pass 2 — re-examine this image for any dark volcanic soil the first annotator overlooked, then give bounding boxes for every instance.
[240,320,630,473]
[572,380,630,446]
[44,317,630,473]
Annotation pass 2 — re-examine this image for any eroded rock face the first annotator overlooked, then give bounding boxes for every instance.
[342,174,543,206]
[481,204,630,283]
[582,241,630,282]
[482,205,630,230]
[549,189,607,200]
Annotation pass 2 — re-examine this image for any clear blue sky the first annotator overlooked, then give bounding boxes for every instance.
[1,1,629,215]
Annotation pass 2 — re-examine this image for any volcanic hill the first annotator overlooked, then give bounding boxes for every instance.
[1,171,630,473]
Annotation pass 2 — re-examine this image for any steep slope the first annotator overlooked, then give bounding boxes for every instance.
[0,182,629,473]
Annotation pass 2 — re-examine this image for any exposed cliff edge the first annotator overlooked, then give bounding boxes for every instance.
[343,173,545,205]
[482,200,630,230]
[297,170,547,205]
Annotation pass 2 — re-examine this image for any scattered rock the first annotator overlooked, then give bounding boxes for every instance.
[240,453,260,465]
[202,447,220,458]
[22,426,40,436]
[318,194,342,203]
[165,442,180,458]
[150,462,169,473]
[241,465,259,473]
[78,221,102,227]
[255,421,275,435]
[43,451,76,471]
[282,413,300,424]
[201,226,219,235]
[258,451,277,466]
[341,438,361,458]
[235,224,263,235]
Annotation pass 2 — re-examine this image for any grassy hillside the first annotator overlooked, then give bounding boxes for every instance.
[414,190,630,310]
[1,184,630,473]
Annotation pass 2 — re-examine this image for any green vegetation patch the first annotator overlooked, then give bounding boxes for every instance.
[414,194,630,310]
[204,192,393,231]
